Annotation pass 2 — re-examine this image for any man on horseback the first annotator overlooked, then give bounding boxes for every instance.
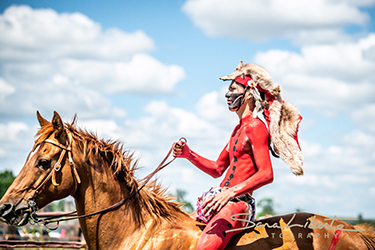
[173,61,303,250]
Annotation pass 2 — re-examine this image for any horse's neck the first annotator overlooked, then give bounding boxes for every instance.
[71,149,201,249]
[73,161,137,249]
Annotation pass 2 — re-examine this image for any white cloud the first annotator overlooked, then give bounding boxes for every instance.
[58,54,185,94]
[253,33,375,119]
[0,83,126,120]
[292,28,355,45]
[0,122,35,174]
[299,128,375,178]
[114,100,235,173]
[0,5,154,61]
[182,0,371,44]
[139,100,223,139]
[78,119,124,141]
[328,0,375,7]
[0,6,186,120]
[0,122,29,141]
[283,174,338,189]
[299,141,322,158]
[350,104,375,133]
[195,86,236,126]
[0,78,16,100]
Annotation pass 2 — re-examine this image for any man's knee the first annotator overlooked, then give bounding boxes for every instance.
[224,201,248,214]
[223,201,249,228]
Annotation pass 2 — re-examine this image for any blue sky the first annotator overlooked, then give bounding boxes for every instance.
[0,0,374,219]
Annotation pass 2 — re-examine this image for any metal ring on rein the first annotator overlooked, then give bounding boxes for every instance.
[54,162,62,171]
[27,197,42,225]
[175,137,187,151]
[179,137,187,145]
[42,220,60,230]
[28,200,60,230]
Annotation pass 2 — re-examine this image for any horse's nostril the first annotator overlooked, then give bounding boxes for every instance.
[0,203,14,217]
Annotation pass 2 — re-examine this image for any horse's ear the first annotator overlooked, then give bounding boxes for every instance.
[52,111,65,132]
[37,111,49,127]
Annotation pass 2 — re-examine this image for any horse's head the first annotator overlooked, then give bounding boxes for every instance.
[0,111,80,226]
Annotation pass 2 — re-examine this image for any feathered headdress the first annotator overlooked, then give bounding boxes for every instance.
[220,61,303,176]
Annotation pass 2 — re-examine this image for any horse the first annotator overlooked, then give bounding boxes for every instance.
[0,111,374,250]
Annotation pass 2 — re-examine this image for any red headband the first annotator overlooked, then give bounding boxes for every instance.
[234,76,252,87]
[235,76,277,100]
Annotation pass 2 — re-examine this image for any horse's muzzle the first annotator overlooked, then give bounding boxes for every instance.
[0,202,31,226]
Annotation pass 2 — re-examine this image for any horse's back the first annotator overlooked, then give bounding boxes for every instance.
[226,212,371,250]
[226,213,314,249]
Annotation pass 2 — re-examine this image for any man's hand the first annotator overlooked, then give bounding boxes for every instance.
[173,139,190,158]
[202,188,236,214]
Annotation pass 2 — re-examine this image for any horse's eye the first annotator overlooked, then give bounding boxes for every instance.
[36,159,50,169]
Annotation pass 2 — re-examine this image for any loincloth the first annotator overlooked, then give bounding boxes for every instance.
[196,187,256,224]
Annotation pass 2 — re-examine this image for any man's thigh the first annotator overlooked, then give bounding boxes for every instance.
[197,201,249,250]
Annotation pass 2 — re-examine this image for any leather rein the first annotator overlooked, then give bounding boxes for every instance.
[27,130,186,230]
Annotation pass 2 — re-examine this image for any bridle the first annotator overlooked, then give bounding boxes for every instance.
[27,130,185,229]
[26,129,186,230]
[27,131,81,229]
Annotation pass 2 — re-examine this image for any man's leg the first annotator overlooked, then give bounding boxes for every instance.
[196,201,249,250]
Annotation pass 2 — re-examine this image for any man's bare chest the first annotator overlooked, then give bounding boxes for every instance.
[229,127,252,158]
[221,127,255,187]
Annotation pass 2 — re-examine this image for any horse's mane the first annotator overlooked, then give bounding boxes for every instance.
[35,117,189,227]
[356,224,375,250]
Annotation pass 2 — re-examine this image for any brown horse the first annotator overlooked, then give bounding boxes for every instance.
[0,111,374,250]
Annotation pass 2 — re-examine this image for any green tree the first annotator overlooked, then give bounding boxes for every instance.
[173,189,194,214]
[0,170,16,198]
[358,213,364,224]
[256,198,276,218]
[47,200,65,211]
